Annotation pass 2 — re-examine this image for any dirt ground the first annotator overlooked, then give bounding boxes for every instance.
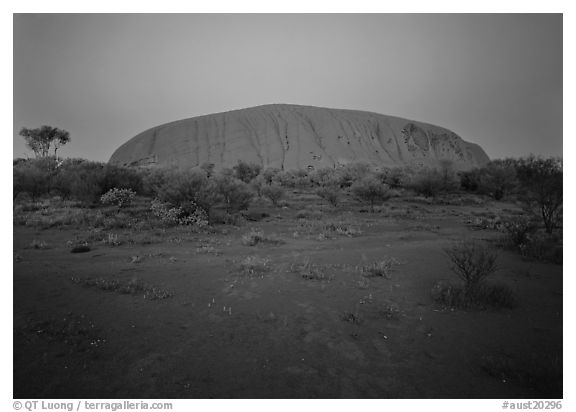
[13,193,562,398]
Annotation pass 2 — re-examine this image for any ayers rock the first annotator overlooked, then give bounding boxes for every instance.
[109,104,489,171]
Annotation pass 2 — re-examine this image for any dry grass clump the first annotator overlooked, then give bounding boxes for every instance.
[237,256,272,277]
[70,276,173,300]
[241,229,285,246]
[357,257,399,279]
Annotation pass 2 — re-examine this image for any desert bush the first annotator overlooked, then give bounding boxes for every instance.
[476,161,518,200]
[146,168,219,218]
[432,281,516,309]
[445,241,498,294]
[262,183,285,206]
[150,198,208,227]
[232,161,262,183]
[514,156,562,233]
[261,168,282,185]
[409,169,445,197]
[518,232,563,264]
[351,176,390,212]
[290,259,333,281]
[459,168,482,192]
[241,229,284,246]
[310,167,340,187]
[237,256,272,277]
[316,185,341,207]
[70,276,172,300]
[52,159,107,204]
[376,167,411,189]
[13,160,53,201]
[358,258,399,279]
[214,173,254,213]
[501,216,538,247]
[337,162,373,188]
[100,188,136,212]
[101,165,144,194]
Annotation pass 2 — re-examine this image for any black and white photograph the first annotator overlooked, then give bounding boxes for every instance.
[11,9,566,405]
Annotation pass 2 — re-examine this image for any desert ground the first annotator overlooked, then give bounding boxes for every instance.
[13,191,562,399]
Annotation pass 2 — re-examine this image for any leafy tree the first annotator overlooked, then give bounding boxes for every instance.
[316,185,341,207]
[351,176,390,212]
[261,184,285,207]
[214,173,254,213]
[514,156,562,233]
[19,125,70,158]
[232,161,262,183]
[477,160,517,200]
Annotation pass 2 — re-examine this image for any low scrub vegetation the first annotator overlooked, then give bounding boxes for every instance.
[70,276,173,300]
[435,241,515,309]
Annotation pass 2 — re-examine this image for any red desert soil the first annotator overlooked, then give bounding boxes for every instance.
[13,194,562,398]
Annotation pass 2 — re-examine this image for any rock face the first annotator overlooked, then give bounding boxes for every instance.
[109,104,489,170]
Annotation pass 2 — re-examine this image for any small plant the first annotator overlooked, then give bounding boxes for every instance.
[299,261,333,281]
[70,244,91,253]
[358,258,399,279]
[70,276,173,300]
[100,188,136,212]
[29,239,48,249]
[379,303,401,320]
[341,311,363,325]
[104,233,121,246]
[316,185,341,207]
[445,241,498,294]
[501,216,538,247]
[237,256,272,277]
[241,229,284,246]
[261,184,285,207]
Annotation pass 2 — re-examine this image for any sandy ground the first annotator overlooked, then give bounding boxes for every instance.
[13,194,562,398]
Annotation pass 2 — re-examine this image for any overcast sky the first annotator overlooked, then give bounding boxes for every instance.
[13,13,562,161]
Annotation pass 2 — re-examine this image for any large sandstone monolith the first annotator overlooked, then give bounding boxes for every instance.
[109,104,489,170]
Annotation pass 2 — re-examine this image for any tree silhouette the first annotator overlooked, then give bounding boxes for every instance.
[19,125,70,158]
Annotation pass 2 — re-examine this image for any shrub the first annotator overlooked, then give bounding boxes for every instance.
[358,258,399,279]
[514,156,562,233]
[376,167,411,189]
[237,256,272,277]
[460,169,482,192]
[261,168,282,185]
[444,241,498,294]
[432,281,516,309]
[100,188,136,212]
[150,198,208,227]
[232,161,262,183]
[101,165,144,194]
[214,174,254,213]
[518,232,562,265]
[13,160,53,201]
[501,216,538,247]
[52,159,106,204]
[477,161,518,200]
[316,185,341,207]
[241,229,284,246]
[338,162,373,188]
[146,168,220,218]
[310,167,340,187]
[262,184,285,207]
[410,169,446,197]
[351,176,390,212]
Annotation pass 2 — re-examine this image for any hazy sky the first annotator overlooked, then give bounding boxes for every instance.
[13,13,563,161]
